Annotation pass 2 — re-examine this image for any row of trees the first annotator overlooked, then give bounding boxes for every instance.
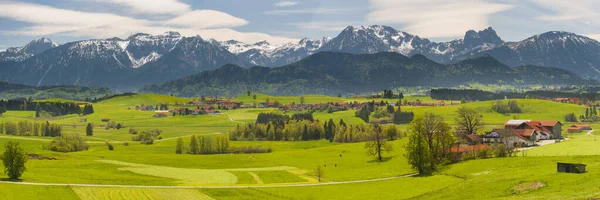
[231,119,325,141]
[0,100,89,116]
[0,121,62,137]
[179,134,230,154]
[334,123,401,143]
[382,90,404,99]
[431,88,600,102]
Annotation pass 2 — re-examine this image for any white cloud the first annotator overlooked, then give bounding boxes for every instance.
[164,10,248,29]
[533,0,600,26]
[273,1,299,7]
[91,0,191,14]
[367,0,512,38]
[264,8,343,15]
[0,2,297,45]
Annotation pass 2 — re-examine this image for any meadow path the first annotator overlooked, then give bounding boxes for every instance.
[0,173,417,189]
[586,130,596,136]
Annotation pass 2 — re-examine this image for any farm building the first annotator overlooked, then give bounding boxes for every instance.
[504,120,531,129]
[557,163,586,173]
[79,118,87,122]
[515,121,552,140]
[504,120,563,139]
[101,118,110,122]
[553,98,580,104]
[482,128,536,148]
[568,124,592,133]
[538,120,563,139]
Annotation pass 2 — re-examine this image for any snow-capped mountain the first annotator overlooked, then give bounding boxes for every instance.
[0,32,244,89]
[0,37,59,62]
[212,37,330,67]
[2,25,600,89]
[133,35,249,88]
[319,25,505,64]
[125,31,183,68]
[468,31,600,79]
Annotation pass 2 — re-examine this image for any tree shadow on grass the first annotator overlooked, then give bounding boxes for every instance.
[0,178,24,182]
[367,156,394,163]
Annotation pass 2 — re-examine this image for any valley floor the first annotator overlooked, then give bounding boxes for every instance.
[0,94,598,199]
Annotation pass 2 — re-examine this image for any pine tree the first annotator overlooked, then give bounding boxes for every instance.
[85,123,93,136]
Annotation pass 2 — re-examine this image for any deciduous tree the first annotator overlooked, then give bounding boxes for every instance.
[365,125,393,162]
[176,138,184,154]
[405,113,454,174]
[2,141,27,179]
[454,107,484,135]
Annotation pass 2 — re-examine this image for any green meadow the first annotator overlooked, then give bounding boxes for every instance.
[0,93,598,199]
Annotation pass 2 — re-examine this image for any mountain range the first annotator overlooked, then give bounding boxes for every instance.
[139,51,592,96]
[1,25,600,91]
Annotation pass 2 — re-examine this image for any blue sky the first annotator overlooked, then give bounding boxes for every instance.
[0,0,599,50]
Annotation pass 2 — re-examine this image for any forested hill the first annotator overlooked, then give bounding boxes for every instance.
[0,82,113,100]
[139,52,593,96]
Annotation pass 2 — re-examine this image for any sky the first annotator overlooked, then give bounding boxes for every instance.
[1,0,600,50]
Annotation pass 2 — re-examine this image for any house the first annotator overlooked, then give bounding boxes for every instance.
[154,110,170,117]
[482,128,536,148]
[465,134,482,145]
[79,118,87,122]
[538,120,563,139]
[515,121,552,140]
[101,118,110,122]
[557,163,586,173]
[568,124,592,133]
[504,120,563,139]
[504,120,531,129]
[554,98,571,103]
[553,98,580,104]
[435,101,445,106]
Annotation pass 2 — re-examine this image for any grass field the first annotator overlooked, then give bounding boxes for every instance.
[72,187,215,200]
[0,93,598,199]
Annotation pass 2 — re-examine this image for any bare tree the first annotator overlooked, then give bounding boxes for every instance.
[365,125,393,162]
[455,107,484,135]
[314,165,324,182]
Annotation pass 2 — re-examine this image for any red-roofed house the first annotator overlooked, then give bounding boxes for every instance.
[483,128,536,147]
[538,120,563,139]
[465,134,482,145]
[568,124,592,133]
[516,121,552,140]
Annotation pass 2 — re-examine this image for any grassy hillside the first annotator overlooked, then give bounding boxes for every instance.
[0,93,597,199]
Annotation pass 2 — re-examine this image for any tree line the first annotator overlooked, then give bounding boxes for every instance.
[431,88,600,102]
[232,112,402,143]
[0,121,62,137]
[0,99,93,116]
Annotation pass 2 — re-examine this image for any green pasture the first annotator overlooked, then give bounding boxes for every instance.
[0,93,598,199]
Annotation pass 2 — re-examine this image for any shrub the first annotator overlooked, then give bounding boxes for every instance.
[128,128,138,134]
[106,141,114,151]
[132,129,162,144]
[45,134,89,152]
[123,142,129,146]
